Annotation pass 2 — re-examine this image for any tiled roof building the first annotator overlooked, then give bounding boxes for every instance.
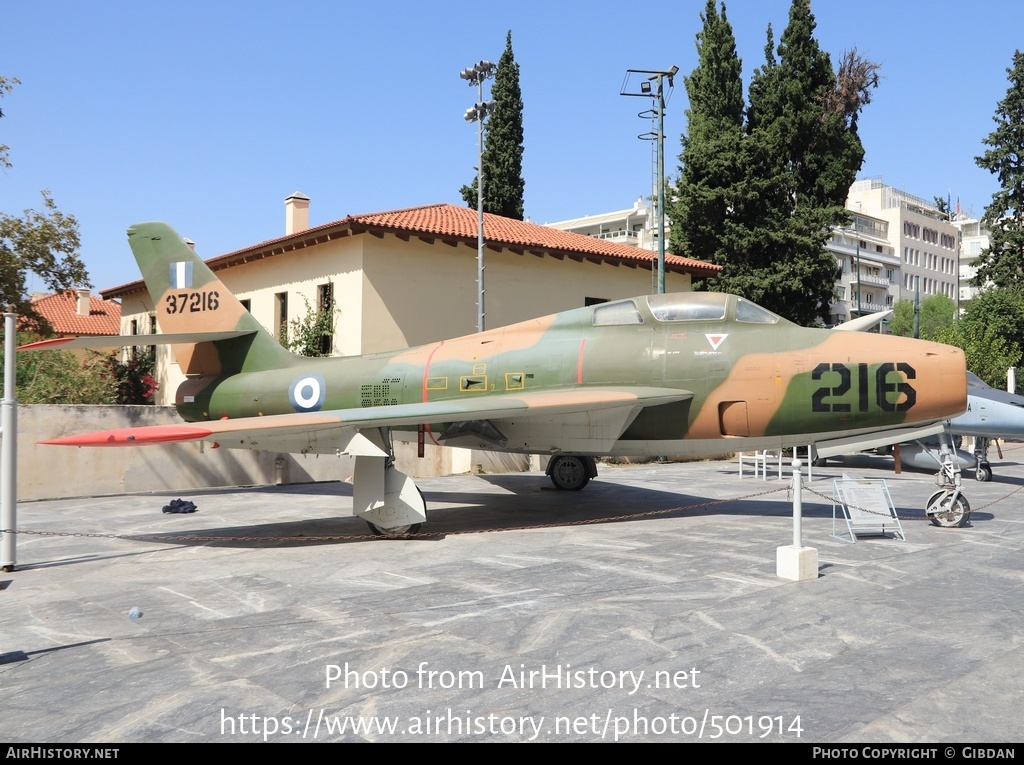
[31,289,121,336]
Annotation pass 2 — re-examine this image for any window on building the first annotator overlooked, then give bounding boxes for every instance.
[275,292,288,344]
[147,313,157,359]
[129,319,141,360]
[317,283,334,356]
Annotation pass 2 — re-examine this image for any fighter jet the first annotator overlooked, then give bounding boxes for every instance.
[23,222,970,534]
[834,373,1024,483]
[949,372,1024,481]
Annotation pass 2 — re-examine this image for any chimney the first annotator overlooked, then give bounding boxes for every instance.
[76,288,91,316]
[285,192,311,235]
[184,238,196,251]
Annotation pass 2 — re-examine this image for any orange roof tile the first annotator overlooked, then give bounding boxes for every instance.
[32,291,121,336]
[347,204,718,272]
[103,203,720,298]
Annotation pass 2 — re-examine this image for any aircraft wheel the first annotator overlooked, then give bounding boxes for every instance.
[366,487,425,537]
[548,455,591,491]
[367,522,422,537]
[975,463,993,482]
[926,490,972,528]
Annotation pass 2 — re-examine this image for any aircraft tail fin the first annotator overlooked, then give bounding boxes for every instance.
[127,221,298,375]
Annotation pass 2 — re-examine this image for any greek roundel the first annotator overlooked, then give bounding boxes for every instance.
[288,374,326,412]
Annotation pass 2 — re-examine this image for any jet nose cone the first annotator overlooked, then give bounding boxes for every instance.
[920,340,967,421]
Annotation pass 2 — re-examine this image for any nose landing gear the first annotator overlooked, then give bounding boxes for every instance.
[927,433,971,528]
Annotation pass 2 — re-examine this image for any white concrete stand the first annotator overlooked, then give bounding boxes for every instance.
[776,545,818,581]
[777,459,818,581]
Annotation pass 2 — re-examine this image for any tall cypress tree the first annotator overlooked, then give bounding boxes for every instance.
[973,50,1024,289]
[669,1,745,286]
[461,31,525,220]
[741,0,858,326]
[673,0,876,326]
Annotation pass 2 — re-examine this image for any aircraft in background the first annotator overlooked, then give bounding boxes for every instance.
[824,373,1024,484]
[948,372,1024,482]
[23,222,971,534]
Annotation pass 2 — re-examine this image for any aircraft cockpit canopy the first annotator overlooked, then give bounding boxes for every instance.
[647,292,727,322]
[734,298,780,324]
[645,293,781,324]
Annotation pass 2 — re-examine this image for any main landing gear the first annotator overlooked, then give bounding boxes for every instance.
[972,436,994,482]
[547,455,597,491]
[350,428,427,537]
[925,433,971,528]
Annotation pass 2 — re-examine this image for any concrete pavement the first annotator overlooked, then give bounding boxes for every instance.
[2,446,1023,743]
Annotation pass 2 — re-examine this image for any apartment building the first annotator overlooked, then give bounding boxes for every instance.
[847,180,960,304]
[825,210,899,327]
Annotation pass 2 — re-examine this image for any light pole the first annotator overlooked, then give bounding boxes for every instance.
[1,306,16,571]
[621,66,678,294]
[461,60,496,333]
[856,237,862,316]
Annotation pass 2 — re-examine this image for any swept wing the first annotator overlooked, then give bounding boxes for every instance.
[42,386,693,453]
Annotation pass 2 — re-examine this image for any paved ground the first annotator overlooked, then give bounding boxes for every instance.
[2,446,1023,743]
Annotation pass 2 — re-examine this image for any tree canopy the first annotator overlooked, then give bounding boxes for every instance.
[889,294,956,340]
[0,333,157,404]
[933,287,1024,388]
[973,50,1024,289]
[669,0,879,326]
[460,31,525,220]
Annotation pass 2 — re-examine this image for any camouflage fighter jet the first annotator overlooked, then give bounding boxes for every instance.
[23,222,971,534]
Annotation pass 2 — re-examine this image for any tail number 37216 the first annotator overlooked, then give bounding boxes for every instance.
[165,291,220,314]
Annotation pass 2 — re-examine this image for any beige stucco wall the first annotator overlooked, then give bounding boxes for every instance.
[359,233,692,352]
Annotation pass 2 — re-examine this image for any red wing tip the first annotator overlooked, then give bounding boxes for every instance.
[18,338,76,350]
[41,425,214,446]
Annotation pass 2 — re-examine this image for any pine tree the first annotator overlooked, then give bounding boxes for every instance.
[460,31,525,220]
[669,1,745,283]
[973,50,1024,289]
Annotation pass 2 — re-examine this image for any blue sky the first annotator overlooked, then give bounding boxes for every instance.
[3,0,1022,292]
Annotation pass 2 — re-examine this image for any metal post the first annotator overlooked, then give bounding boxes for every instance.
[1,307,17,571]
[913,275,920,339]
[792,458,803,549]
[476,84,486,333]
[855,239,861,316]
[655,74,666,295]
[461,61,495,333]
[620,66,676,295]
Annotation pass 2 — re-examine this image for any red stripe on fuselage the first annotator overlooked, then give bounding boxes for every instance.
[421,340,445,446]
